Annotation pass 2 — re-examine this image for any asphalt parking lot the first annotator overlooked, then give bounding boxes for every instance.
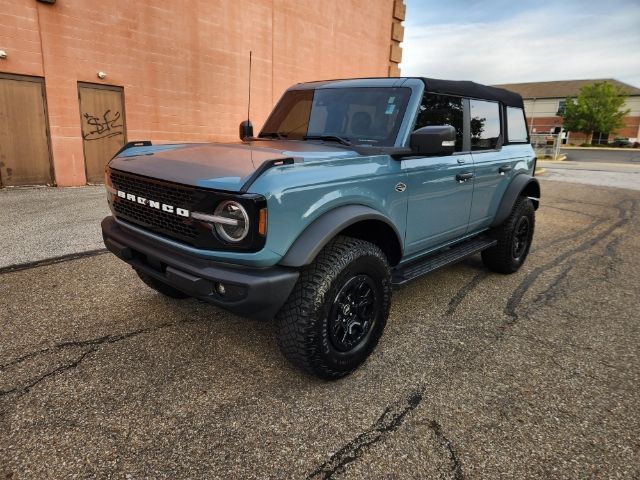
[1,179,639,479]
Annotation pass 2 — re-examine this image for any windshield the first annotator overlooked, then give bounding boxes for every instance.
[260,87,411,146]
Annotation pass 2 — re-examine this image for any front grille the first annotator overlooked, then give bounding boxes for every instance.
[110,170,196,209]
[110,170,205,245]
[112,196,199,239]
[107,168,267,251]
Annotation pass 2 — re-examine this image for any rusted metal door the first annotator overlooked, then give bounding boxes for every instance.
[78,83,126,183]
[0,74,53,187]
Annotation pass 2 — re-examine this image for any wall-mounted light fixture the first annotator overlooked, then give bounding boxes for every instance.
[0,50,7,60]
[97,71,106,79]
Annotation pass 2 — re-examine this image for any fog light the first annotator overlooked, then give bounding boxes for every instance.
[215,282,226,296]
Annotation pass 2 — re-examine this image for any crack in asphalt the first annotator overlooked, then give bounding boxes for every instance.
[0,324,166,371]
[306,388,466,480]
[442,195,612,319]
[501,332,593,356]
[429,420,465,480]
[0,319,197,400]
[541,204,607,219]
[446,194,621,320]
[0,248,108,275]
[531,265,573,307]
[503,197,637,328]
[306,389,425,479]
[306,194,638,480]
[603,235,623,281]
[547,355,604,383]
[0,348,98,399]
[503,330,630,385]
[532,216,609,253]
[446,271,488,317]
[550,197,620,209]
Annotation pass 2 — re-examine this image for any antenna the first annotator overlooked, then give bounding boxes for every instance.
[239,50,254,141]
[247,50,252,122]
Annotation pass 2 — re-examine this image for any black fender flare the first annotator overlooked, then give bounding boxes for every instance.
[278,205,403,267]
[491,174,541,227]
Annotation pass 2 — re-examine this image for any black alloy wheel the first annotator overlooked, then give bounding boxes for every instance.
[512,216,531,260]
[328,274,380,352]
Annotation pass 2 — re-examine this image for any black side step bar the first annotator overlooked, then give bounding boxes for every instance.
[392,237,497,286]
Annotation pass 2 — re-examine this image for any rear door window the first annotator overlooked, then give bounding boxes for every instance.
[470,99,501,150]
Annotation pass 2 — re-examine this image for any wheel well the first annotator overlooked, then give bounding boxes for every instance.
[339,220,402,266]
[522,181,540,209]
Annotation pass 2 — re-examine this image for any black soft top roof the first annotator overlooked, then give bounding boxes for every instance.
[420,77,524,108]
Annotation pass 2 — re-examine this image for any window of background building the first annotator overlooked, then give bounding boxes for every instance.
[557,99,567,115]
[506,107,528,143]
[470,99,500,150]
[414,94,464,152]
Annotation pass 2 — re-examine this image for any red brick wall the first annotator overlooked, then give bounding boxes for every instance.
[527,116,562,133]
[615,119,640,139]
[528,115,640,142]
[0,0,43,76]
[0,0,397,186]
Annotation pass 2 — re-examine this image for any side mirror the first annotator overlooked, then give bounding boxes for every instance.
[239,120,254,141]
[410,125,456,156]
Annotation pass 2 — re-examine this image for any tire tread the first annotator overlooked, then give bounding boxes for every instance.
[275,236,391,379]
[482,196,535,274]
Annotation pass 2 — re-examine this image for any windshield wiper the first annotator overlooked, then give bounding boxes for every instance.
[259,132,287,139]
[303,135,352,146]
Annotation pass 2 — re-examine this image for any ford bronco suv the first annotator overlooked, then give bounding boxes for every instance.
[102,77,539,379]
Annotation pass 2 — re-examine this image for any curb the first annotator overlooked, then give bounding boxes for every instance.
[536,154,566,162]
[562,146,637,152]
[535,168,546,176]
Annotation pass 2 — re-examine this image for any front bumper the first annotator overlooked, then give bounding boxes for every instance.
[101,216,299,320]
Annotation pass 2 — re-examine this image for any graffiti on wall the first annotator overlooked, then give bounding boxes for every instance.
[82,110,123,141]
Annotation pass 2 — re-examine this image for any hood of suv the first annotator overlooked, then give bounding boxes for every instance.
[109,140,356,191]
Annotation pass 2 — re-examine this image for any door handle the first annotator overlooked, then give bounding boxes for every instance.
[456,172,474,183]
[499,165,513,175]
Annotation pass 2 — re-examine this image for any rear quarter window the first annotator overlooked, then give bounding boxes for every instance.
[506,107,528,143]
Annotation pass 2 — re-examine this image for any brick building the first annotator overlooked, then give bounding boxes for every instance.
[494,79,640,144]
[0,0,406,187]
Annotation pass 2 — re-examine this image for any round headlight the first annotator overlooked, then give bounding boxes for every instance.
[214,200,250,242]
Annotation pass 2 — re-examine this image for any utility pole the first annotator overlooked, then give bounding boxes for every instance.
[529,97,536,134]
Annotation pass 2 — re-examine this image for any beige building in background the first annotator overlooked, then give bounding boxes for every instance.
[0,0,406,187]
[495,79,640,143]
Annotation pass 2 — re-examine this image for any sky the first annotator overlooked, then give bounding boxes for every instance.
[400,0,640,87]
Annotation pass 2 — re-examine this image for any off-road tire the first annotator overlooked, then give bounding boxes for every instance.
[275,236,392,380]
[482,196,535,274]
[136,270,190,299]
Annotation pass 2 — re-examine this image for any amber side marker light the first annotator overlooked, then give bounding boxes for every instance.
[258,208,267,236]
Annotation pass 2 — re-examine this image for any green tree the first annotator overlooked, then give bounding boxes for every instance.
[561,81,630,144]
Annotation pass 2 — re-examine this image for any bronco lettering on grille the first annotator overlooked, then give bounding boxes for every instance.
[116,190,190,218]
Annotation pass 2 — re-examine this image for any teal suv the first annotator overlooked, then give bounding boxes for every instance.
[102,77,540,379]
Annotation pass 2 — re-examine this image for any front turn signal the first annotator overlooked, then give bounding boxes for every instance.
[258,208,267,236]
